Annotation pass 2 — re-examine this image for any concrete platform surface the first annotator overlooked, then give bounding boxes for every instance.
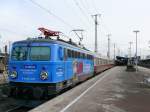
[30,66,150,112]
[0,73,7,84]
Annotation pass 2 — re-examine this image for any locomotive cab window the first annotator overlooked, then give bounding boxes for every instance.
[30,46,50,61]
[11,46,28,61]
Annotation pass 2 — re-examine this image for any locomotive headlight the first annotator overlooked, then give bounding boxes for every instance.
[10,71,17,79]
[40,72,48,80]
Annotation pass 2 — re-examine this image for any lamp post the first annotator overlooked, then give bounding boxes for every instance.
[133,30,140,72]
[107,34,111,59]
[129,42,133,59]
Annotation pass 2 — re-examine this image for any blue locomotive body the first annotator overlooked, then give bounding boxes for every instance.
[8,39,94,99]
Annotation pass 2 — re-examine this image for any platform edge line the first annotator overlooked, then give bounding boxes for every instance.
[60,70,111,112]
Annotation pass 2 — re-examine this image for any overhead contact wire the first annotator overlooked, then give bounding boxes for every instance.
[29,0,74,29]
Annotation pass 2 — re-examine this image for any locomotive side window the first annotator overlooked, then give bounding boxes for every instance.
[87,55,90,59]
[78,52,80,58]
[66,49,93,60]
[68,49,71,57]
[75,51,78,58]
[71,50,73,58]
[81,53,84,58]
[64,48,68,60]
[84,54,86,59]
[81,53,82,58]
[11,46,28,61]
[91,55,94,60]
[58,47,63,60]
[74,51,76,58]
[83,53,85,59]
[30,46,50,61]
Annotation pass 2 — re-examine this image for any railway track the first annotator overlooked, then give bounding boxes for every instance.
[0,83,19,112]
[6,106,32,112]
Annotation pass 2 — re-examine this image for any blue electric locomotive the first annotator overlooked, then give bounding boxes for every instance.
[7,28,94,99]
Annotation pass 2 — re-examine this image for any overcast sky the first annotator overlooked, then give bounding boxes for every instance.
[0,0,150,58]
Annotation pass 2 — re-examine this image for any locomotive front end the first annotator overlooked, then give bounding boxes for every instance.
[7,41,55,99]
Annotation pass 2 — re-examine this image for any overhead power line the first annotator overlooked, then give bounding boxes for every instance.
[63,0,89,29]
[81,0,111,33]
[29,0,74,29]
[73,0,91,23]
[79,0,91,15]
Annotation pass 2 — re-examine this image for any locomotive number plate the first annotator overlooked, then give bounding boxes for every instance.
[24,65,37,69]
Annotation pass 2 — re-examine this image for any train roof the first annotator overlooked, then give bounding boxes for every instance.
[13,38,112,60]
[13,38,94,55]
[93,53,111,60]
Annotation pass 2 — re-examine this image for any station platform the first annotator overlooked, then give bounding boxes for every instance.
[30,66,150,112]
[0,73,7,84]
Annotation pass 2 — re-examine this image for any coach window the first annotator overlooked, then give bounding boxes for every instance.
[102,60,104,64]
[101,60,103,64]
[100,59,102,64]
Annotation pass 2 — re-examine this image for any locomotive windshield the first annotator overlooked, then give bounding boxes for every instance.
[30,46,50,61]
[11,46,28,61]
[11,46,50,61]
